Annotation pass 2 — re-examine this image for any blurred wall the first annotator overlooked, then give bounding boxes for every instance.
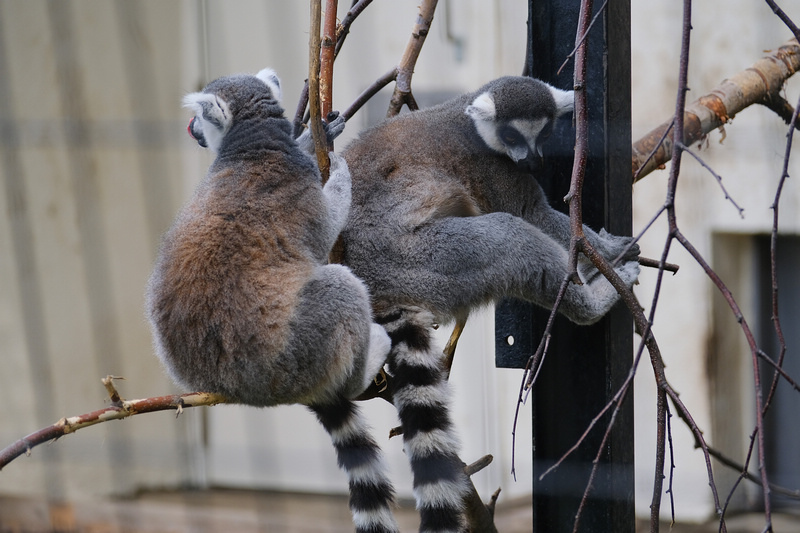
[0,1,205,500]
[0,0,534,505]
[1,0,799,523]
[631,0,800,520]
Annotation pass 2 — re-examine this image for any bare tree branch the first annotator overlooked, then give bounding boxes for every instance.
[633,38,800,182]
[308,0,329,181]
[461,455,500,533]
[0,376,226,471]
[293,0,374,134]
[387,0,438,116]
[319,0,338,122]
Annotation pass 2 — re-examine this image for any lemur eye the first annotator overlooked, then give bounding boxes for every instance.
[499,126,523,146]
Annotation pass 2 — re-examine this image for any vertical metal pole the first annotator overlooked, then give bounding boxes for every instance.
[497,1,634,531]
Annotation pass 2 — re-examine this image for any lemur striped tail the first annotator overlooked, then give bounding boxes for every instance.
[310,398,399,533]
[379,307,470,533]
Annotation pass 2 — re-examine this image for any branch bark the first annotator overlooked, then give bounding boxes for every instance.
[0,376,225,470]
[319,0,338,121]
[308,0,330,181]
[386,0,438,116]
[632,38,800,182]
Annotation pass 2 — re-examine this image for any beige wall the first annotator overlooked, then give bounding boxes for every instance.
[2,0,799,522]
[631,0,800,521]
[0,0,533,505]
[0,1,202,499]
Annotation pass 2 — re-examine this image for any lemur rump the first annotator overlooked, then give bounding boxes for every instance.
[146,69,398,533]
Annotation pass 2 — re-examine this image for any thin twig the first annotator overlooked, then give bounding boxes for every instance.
[763,0,800,42]
[711,433,800,501]
[334,0,374,59]
[665,402,677,524]
[342,67,398,120]
[633,119,674,182]
[556,0,608,77]
[758,350,800,393]
[762,90,799,411]
[677,142,745,217]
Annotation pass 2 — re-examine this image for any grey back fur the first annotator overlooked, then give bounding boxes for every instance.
[147,69,390,407]
[341,75,639,325]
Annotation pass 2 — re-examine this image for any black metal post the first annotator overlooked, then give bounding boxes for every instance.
[495,1,634,531]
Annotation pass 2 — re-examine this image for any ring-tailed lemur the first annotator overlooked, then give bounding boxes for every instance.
[177,72,641,533]
[337,76,641,531]
[342,76,639,326]
[146,69,400,533]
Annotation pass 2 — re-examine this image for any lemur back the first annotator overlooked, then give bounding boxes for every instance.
[342,76,639,324]
[146,69,398,533]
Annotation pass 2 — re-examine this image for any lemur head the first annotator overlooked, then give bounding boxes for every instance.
[465,77,573,172]
[183,68,283,153]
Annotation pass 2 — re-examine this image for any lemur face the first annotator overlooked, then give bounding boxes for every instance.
[465,78,573,171]
[182,68,282,153]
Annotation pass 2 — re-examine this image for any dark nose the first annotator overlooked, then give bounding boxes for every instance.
[187,117,208,148]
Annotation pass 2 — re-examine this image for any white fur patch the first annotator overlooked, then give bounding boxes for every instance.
[346,458,393,486]
[465,92,496,121]
[256,67,282,103]
[393,345,443,369]
[413,478,470,510]
[393,381,450,408]
[328,413,369,446]
[361,325,391,391]
[351,508,399,531]
[466,92,508,154]
[182,92,231,153]
[403,427,462,459]
[547,84,574,116]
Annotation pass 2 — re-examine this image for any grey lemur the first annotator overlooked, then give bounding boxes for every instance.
[146,69,400,533]
[337,76,641,531]
[174,72,641,533]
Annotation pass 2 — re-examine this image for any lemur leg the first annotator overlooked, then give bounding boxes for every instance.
[282,264,389,403]
[357,213,638,326]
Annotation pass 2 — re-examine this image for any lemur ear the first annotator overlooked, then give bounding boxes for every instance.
[465,92,496,122]
[256,68,282,103]
[547,85,574,116]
